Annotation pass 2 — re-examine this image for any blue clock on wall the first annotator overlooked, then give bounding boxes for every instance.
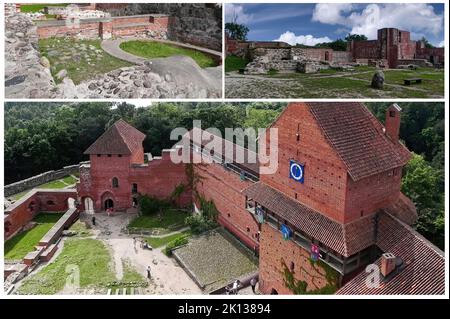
[289,160,304,184]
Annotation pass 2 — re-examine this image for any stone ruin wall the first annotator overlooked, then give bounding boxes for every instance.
[4,4,58,98]
[4,164,81,197]
[98,3,222,51]
[36,15,171,40]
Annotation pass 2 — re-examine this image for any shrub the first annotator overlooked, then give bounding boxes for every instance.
[138,195,170,216]
[267,68,278,75]
[164,236,189,256]
[185,215,217,235]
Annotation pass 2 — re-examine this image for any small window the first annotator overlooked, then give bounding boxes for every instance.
[290,261,295,272]
[132,183,138,194]
[296,133,300,142]
[112,177,119,188]
[97,154,101,157]
[294,193,298,200]
[227,213,231,218]
[389,110,396,117]
[246,227,250,232]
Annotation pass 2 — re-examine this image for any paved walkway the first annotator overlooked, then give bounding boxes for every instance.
[101,38,222,65]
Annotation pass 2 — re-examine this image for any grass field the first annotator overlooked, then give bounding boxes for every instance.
[18,238,116,294]
[226,66,444,98]
[5,213,63,261]
[9,175,78,201]
[120,40,217,68]
[20,4,68,13]
[39,38,132,84]
[145,230,191,248]
[128,209,188,232]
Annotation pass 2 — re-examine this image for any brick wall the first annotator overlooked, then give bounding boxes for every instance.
[78,149,190,212]
[194,159,259,249]
[4,190,77,240]
[259,223,333,294]
[36,15,171,40]
[260,103,348,223]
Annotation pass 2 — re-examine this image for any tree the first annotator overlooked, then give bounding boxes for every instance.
[402,153,444,249]
[225,22,249,41]
[420,37,435,48]
[345,34,368,42]
[315,39,347,51]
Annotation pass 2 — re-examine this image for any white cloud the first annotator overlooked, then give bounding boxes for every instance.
[225,4,253,24]
[312,3,353,25]
[312,3,443,40]
[275,31,332,46]
[437,41,445,48]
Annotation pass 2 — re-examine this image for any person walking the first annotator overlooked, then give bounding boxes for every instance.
[250,277,257,294]
[91,215,96,226]
[146,265,151,279]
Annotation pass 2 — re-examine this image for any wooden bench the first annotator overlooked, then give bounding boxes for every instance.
[404,78,422,85]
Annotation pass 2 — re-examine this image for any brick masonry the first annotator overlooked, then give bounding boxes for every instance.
[4,190,78,241]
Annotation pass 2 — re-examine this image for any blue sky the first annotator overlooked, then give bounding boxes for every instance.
[225,3,445,47]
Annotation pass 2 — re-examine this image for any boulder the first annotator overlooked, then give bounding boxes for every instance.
[371,71,385,89]
[40,56,50,68]
[56,69,68,80]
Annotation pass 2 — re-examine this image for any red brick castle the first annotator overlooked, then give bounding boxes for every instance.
[6,102,443,294]
[73,102,444,295]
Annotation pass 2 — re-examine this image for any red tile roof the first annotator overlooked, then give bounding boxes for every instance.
[306,102,411,181]
[181,128,260,176]
[242,182,376,257]
[84,119,145,155]
[337,213,445,295]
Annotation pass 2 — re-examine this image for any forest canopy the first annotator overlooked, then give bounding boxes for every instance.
[4,102,444,249]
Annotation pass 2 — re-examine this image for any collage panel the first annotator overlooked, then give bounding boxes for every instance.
[4,2,223,99]
[224,3,445,99]
[1,0,448,303]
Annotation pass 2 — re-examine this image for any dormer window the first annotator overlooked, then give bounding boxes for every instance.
[112,177,119,188]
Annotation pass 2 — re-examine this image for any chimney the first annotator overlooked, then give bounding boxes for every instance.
[385,104,401,143]
[380,252,397,277]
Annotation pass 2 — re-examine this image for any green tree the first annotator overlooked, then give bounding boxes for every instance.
[345,34,368,42]
[225,22,249,41]
[420,37,435,48]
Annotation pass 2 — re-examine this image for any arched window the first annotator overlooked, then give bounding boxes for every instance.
[112,177,119,188]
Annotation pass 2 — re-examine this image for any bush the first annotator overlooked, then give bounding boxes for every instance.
[185,215,217,235]
[138,195,170,216]
[267,68,278,75]
[164,236,189,256]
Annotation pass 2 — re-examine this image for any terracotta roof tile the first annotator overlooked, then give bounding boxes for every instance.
[306,102,411,181]
[337,213,445,295]
[84,119,145,155]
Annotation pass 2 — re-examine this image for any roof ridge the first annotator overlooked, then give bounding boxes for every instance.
[113,119,133,153]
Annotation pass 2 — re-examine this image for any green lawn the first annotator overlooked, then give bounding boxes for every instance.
[18,238,116,295]
[128,209,188,231]
[120,40,217,68]
[20,4,68,13]
[18,238,147,295]
[225,55,249,72]
[62,175,77,185]
[39,38,132,84]
[5,213,63,261]
[8,175,78,201]
[145,230,191,248]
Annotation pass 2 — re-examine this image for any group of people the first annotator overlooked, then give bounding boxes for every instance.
[225,277,258,295]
